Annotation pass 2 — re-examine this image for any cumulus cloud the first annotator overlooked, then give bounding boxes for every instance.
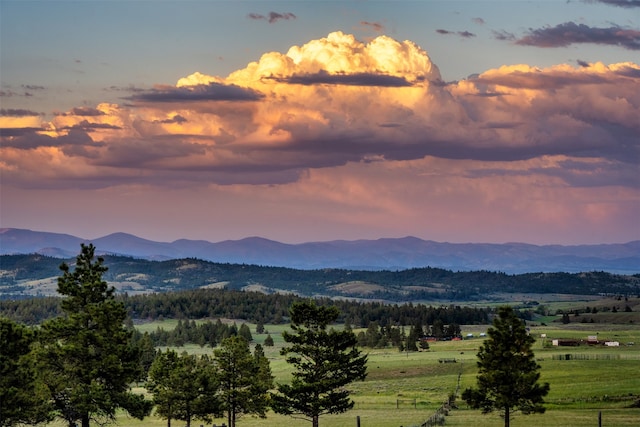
[248,11,296,24]
[1,32,638,195]
[516,22,640,50]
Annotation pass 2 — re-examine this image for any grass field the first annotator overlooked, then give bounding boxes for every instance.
[46,319,640,427]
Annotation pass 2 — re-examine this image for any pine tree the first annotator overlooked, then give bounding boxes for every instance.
[462,306,550,427]
[272,301,368,427]
[264,334,274,346]
[238,323,253,342]
[38,244,152,427]
[213,336,273,427]
[0,318,52,427]
[147,350,219,427]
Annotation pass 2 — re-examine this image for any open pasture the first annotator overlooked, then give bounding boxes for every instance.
[106,320,640,427]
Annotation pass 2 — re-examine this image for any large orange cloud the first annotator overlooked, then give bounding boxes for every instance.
[1,32,638,192]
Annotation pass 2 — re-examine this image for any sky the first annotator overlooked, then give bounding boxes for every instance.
[1,0,639,245]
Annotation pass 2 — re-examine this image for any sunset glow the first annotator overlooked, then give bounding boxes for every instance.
[1,1,638,244]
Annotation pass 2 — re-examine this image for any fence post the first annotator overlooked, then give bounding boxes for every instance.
[599,411,602,427]
[356,415,361,427]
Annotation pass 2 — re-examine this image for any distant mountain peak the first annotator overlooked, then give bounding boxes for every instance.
[0,228,638,274]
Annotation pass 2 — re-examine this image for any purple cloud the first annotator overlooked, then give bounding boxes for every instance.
[61,120,122,132]
[516,22,640,50]
[57,107,106,116]
[153,114,188,124]
[436,29,476,38]
[272,71,413,87]
[492,30,516,41]
[586,0,640,7]
[248,12,296,24]
[361,21,385,33]
[130,83,264,102]
[0,108,41,117]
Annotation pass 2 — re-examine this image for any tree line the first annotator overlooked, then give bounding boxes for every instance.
[0,287,489,327]
[135,318,254,348]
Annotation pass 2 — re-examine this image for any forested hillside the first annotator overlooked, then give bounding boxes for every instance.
[2,254,639,301]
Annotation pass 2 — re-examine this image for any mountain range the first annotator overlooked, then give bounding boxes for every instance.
[1,228,638,274]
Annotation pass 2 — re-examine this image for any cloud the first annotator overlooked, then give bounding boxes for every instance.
[0,127,44,137]
[56,107,106,116]
[0,89,35,97]
[472,17,485,25]
[436,29,476,38]
[0,108,43,130]
[61,120,122,132]
[21,84,46,91]
[0,108,41,117]
[2,128,96,150]
[271,70,413,86]
[248,11,296,24]
[1,32,638,195]
[360,21,385,33]
[516,22,640,50]
[492,30,515,41]
[584,0,640,7]
[130,82,264,102]
[153,114,188,124]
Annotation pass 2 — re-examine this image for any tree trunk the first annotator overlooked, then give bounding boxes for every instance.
[82,413,90,427]
[312,415,319,427]
[504,406,510,427]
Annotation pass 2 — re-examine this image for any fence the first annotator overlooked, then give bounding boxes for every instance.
[417,371,462,427]
[550,353,640,360]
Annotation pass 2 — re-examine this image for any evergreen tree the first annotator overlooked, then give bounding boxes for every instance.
[0,318,52,427]
[38,244,151,427]
[462,306,550,427]
[147,350,220,427]
[272,301,367,427]
[253,344,274,392]
[213,336,273,427]
[405,324,420,352]
[238,323,253,342]
[264,334,274,346]
[137,332,156,377]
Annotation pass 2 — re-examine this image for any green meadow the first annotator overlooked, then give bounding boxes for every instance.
[83,319,640,427]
